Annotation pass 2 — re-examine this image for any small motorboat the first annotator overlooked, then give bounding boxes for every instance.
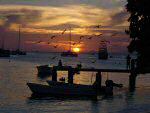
[27,82,97,98]
[61,51,78,57]
[0,49,10,57]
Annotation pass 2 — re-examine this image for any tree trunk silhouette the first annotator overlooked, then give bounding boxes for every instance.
[126,0,150,73]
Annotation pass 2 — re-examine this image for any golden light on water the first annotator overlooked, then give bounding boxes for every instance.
[73,47,80,53]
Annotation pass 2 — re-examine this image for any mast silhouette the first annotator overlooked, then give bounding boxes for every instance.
[61,26,78,57]
[0,29,10,57]
[18,25,21,51]
[13,24,26,55]
[69,26,71,51]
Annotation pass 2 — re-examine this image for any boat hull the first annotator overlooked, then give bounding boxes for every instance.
[61,51,78,57]
[0,49,10,57]
[27,82,97,97]
[11,50,26,55]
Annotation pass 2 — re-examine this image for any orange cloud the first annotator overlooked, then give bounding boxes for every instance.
[0,4,129,53]
[0,4,128,36]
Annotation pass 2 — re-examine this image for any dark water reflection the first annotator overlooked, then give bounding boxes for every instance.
[0,53,150,113]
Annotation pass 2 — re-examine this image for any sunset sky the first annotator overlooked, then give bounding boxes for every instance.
[0,0,130,53]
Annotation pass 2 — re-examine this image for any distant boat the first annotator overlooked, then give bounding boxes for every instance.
[27,81,97,98]
[11,25,26,55]
[0,49,10,57]
[11,49,26,55]
[0,36,10,57]
[61,27,78,57]
[61,50,78,57]
[98,41,108,60]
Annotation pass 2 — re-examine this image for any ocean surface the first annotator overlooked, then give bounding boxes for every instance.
[0,52,149,113]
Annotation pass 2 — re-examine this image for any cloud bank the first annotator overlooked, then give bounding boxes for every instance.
[0,1,129,53]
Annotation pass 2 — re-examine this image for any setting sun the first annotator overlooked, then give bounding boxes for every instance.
[73,47,80,53]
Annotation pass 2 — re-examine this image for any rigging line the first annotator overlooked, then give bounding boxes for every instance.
[106,72,109,80]
[69,26,71,51]
[91,72,94,84]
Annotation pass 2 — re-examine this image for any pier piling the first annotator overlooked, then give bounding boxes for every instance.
[129,75,136,91]
[95,71,102,91]
[68,67,74,84]
[129,59,137,91]
[49,65,140,91]
[52,68,57,82]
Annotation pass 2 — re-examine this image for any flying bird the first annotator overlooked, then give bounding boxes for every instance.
[61,29,67,35]
[72,42,76,45]
[50,35,56,39]
[94,25,101,28]
[37,40,42,43]
[53,45,58,48]
[47,42,51,45]
[79,36,84,40]
[88,37,92,39]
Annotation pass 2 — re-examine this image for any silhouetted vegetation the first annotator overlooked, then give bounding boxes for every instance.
[126,0,150,72]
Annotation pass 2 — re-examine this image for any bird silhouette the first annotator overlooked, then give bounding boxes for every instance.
[53,45,58,48]
[88,37,92,39]
[79,36,84,40]
[37,40,42,43]
[51,35,56,39]
[47,42,51,45]
[72,42,76,45]
[61,29,67,35]
[94,25,101,28]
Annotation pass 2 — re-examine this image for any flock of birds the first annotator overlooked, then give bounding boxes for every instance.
[31,25,119,49]
[28,25,120,64]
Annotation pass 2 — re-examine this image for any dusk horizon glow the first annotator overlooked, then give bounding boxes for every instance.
[0,0,130,53]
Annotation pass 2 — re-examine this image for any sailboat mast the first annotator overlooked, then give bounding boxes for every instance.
[18,25,21,51]
[69,26,71,51]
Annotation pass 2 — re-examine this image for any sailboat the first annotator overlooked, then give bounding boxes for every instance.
[0,33,10,57]
[11,25,26,55]
[61,27,78,57]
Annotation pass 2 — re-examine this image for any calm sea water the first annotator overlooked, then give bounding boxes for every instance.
[0,53,150,113]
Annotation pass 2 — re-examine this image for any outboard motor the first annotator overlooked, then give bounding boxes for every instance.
[105,80,114,96]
